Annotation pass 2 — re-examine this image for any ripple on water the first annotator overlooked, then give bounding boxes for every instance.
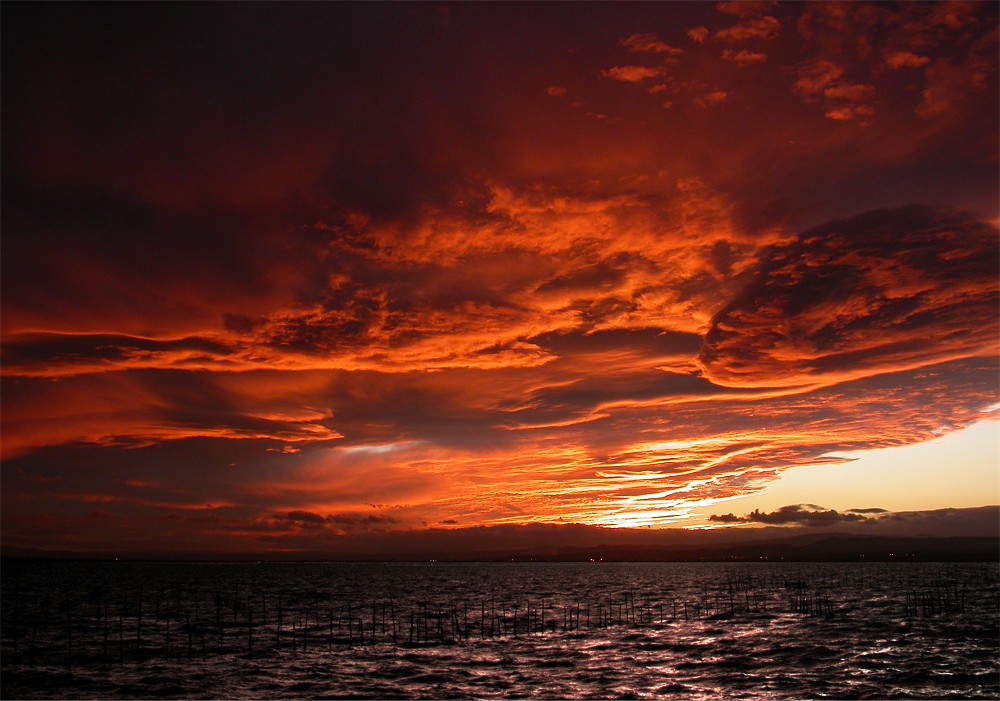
[2,561,997,700]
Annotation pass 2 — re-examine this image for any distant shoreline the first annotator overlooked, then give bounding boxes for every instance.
[4,534,998,564]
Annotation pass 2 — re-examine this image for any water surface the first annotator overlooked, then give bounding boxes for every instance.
[2,561,997,699]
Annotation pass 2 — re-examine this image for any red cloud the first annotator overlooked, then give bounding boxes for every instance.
[794,60,846,97]
[917,35,997,118]
[793,60,876,120]
[687,26,709,43]
[822,83,874,101]
[695,90,730,108]
[716,1,778,19]
[884,51,931,70]
[824,105,875,121]
[714,16,781,42]
[721,49,768,66]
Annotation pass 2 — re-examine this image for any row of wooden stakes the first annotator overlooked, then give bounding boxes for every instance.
[1,583,972,666]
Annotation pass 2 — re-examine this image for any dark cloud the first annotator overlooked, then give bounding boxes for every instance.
[621,33,684,56]
[0,369,343,460]
[534,259,630,296]
[700,206,999,388]
[709,504,1000,534]
[326,513,397,528]
[284,510,326,525]
[272,510,397,533]
[1,185,318,339]
[709,504,874,526]
[873,506,1000,537]
[512,369,732,429]
[2,333,237,376]
[530,328,703,360]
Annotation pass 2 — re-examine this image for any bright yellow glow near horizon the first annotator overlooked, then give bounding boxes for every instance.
[720,419,1000,516]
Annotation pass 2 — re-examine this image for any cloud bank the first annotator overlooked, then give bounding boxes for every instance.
[2,2,997,553]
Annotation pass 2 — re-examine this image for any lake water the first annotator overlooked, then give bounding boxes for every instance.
[1,560,997,699]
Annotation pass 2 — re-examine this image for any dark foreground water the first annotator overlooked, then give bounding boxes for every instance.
[1,561,997,699]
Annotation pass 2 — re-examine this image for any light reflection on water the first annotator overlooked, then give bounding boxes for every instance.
[1,561,997,699]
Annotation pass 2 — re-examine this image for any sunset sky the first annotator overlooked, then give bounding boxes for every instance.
[3,1,998,555]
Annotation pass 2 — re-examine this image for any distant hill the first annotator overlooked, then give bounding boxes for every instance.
[3,506,996,562]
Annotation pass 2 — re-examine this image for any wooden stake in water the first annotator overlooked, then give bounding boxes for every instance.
[136,589,143,657]
[30,593,38,665]
[247,604,253,654]
[65,591,73,666]
[10,579,19,663]
[276,602,282,650]
[217,595,223,654]
[390,598,398,645]
[103,596,109,660]
[423,601,429,642]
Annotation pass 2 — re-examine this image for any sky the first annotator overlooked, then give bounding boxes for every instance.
[2,1,998,556]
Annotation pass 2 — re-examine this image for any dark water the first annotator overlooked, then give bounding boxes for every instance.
[2,561,997,699]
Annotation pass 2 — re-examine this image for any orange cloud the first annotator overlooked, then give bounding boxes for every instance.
[622,33,684,56]
[600,65,664,83]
